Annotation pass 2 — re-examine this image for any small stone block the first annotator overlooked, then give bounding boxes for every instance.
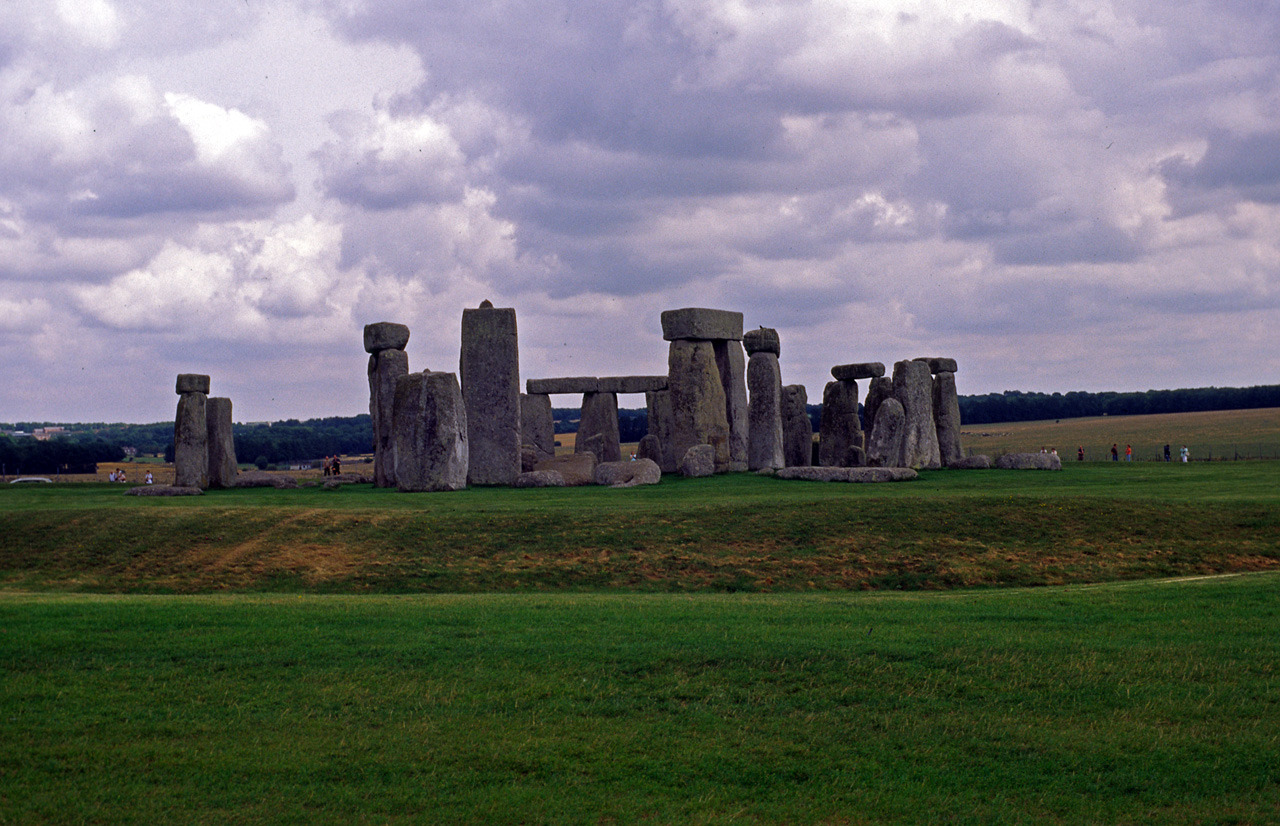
[364,322,410,353]
[743,327,780,356]
[597,375,669,394]
[831,362,885,381]
[175,374,210,394]
[660,308,744,341]
[914,357,958,374]
[526,376,599,395]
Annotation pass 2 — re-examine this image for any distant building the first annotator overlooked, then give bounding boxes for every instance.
[33,427,66,441]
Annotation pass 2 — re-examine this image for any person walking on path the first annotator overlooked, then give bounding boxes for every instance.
[1181,445,1190,462]
[1077,446,1085,461]
[1164,444,1171,462]
[1111,444,1118,461]
[1125,444,1133,462]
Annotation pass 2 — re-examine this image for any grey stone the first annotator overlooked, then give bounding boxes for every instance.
[519,393,555,460]
[515,470,566,488]
[174,392,208,489]
[742,327,780,356]
[369,348,409,488]
[715,339,749,472]
[576,391,621,463]
[915,357,958,375]
[747,351,784,470]
[175,373,210,395]
[995,453,1063,470]
[393,370,469,492]
[595,459,662,488]
[597,375,668,394]
[781,384,811,468]
[363,321,410,353]
[680,444,716,478]
[533,452,597,486]
[125,485,204,496]
[233,471,299,489]
[660,307,744,341]
[667,340,730,472]
[862,376,893,442]
[521,444,541,473]
[950,455,992,469]
[774,466,918,483]
[865,397,906,468]
[892,360,941,469]
[830,362,885,381]
[206,397,237,489]
[933,371,964,467]
[526,376,599,395]
[818,380,864,468]
[645,390,675,473]
[460,304,520,486]
[577,432,605,464]
[637,433,664,466]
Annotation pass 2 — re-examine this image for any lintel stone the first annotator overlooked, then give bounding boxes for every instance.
[597,375,668,394]
[831,362,885,381]
[914,357,958,374]
[660,308,744,342]
[526,376,599,395]
[176,374,210,395]
[364,322,410,353]
[743,327,780,356]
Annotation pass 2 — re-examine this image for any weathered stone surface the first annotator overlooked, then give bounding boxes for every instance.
[715,339,749,472]
[533,452,597,486]
[774,466,917,483]
[577,432,605,463]
[526,376,599,395]
[519,393,555,460]
[660,307,744,341]
[646,390,675,473]
[460,305,519,486]
[125,485,203,496]
[892,360,941,470]
[747,351,784,471]
[521,444,541,473]
[576,391,621,463]
[515,470,566,488]
[862,376,893,443]
[781,384,811,468]
[950,455,992,469]
[831,362,885,381]
[393,370,469,492]
[915,357,958,375]
[865,397,906,468]
[667,340,730,473]
[369,348,410,488]
[637,433,663,466]
[819,380,864,468]
[174,392,208,489]
[933,371,964,467]
[680,444,716,478]
[995,452,1062,470]
[233,471,299,489]
[742,327,780,356]
[595,458,661,488]
[175,373,210,395]
[363,321,410,353]
[597,375,668,394]
[206,397,237,489]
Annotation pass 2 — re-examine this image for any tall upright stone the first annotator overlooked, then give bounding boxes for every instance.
[745,327,784,471]
[393,371,469,492]
[667,339,730,473]
[577,391,621,463]
[933,370,964,467]
[519,393,555,461]
[781,384,812,468]
[366,321,411,488]
[174,374,209,489]
[206,397,238,489]
[459,302,520,485]
[862,376,893,442]
[646,389,675,473]
[715,340,749,472]
[866,397,907,468]
[818,379,864,467]
[892,359,941,469]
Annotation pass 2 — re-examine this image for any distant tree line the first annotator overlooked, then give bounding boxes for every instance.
[0,436,123,474]
[958,385,1280,425]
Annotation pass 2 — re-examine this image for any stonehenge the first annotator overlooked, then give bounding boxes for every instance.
[206,397,238,489]
[781,385,812,468]
[662,308,746,474]
[365,321,410,488]
[460,302,521,486]
[174,374,210,489]
[745,327,784,471]
[392,370,469,492]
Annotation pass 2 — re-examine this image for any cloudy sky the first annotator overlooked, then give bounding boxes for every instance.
[3,0,1278,424]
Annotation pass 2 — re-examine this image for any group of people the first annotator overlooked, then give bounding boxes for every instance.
[107,469,154,483]
[1078,443,1189,462]
[322,455,342,476]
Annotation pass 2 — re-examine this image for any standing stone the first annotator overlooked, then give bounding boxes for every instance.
[667,340,730,473]
[781,384,811,468]
[819,380,865,468]
[892,359,941,470]
[862,376,893,443]
[174,374,209,489]
[520,393,555,461]
[576,391,621,463]
[865,397,907,468]
[206,397,237,489]
[368,347,409,488]
[933,370,964,467]
[459,303,520,485]
[393,371,468,492]
[637,433,663,465]
[714,340,749,472]
[746,349,784,471]
[646,389,675,473]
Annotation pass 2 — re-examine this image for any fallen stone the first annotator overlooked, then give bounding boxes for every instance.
[995,453,1063,470]
[781,384,812,468]
[774,466,917,483]
[526,376,599,395]
[818,380,864,467]
[933,371,964,467]
[637,433,663,466]
[595,459,662,488]
[892,360,941,469]
[950,455,992,469]
[175,374,210,395]
[369,348,410,488]
[680,444,716,478]
[914,357,958,375]
[234,471,299,489]
[515,470,566,488]
[742,327,780,356]
[668,339,730,472]
[206,397,238,489]
[125,485,203,496]
[830,362,885,381]
[597,375,668,394]
[660,307,744,341]
[393,370,469,492]
[747,350,784,471]
[716,339,749,471]
[533,452,597,486]
[460,304,520,486]
[363,321,410,353]
[865,397,906,468]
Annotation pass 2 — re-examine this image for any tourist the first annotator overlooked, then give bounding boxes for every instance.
[1125,444,1132,462]
[1110,443,1118,461]
[108,470,117,482]
[323,456,332,477]
[1164,444,1171,462]
[118,469,126,484]
[1181,445,1189,463]
[1077,446,1084,461]
[145,471,154,485]
[332,455,341,475]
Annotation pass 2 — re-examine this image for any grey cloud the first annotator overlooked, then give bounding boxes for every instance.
[1161,131,1280,210]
